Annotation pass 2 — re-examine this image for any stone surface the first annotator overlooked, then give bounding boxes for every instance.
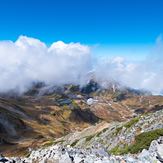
[2,137,163,163]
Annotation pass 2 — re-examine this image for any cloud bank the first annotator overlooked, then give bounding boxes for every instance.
[95,37,163,94]
[0,35,163,94]
[0,36,91,93]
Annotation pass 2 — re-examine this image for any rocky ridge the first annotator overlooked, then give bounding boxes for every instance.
[1,110,163,163]
[2,137,163,163]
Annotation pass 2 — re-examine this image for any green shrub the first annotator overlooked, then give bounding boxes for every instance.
[102,128,108,133]
[96,127,109,137]
[129,128,163,153]
[109,145,119,154]
[72,100,79,109]
[62,104,69,110]
[109,144,129,155]
[109,128,163,155]
[71,139,79,147]
[96,131,102,137]
[124,117,139,128]
[85,134,95,142]
[42,140,54,147]
[114,126,123,135]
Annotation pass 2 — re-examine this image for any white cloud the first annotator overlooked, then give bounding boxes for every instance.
[94,37,163,94]
[0,35,163,94]
[0,36,91,93]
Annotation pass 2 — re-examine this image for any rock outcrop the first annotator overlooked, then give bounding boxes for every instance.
[2,137,163,163]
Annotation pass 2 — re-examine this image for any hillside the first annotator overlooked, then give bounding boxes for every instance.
[2,109,163,162]
[0,82,163,159]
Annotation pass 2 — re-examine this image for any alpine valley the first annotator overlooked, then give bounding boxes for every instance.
[0,81,163,163]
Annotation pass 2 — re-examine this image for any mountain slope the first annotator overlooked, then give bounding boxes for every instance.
[2,109,163,163]
[0,83,163,157]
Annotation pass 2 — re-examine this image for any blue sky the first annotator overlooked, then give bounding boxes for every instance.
[0,0,163,58]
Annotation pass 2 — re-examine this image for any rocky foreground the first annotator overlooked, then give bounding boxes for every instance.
[1,109,163,163]
[1,136,163,163]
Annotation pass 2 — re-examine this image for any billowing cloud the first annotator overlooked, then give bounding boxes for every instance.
[0,36,91,93]
[0,35,163,94]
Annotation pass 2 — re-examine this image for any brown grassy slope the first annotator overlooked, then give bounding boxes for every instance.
[0,90,163,156]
